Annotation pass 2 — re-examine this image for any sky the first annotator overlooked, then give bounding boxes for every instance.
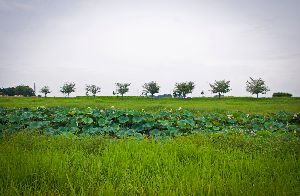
[0,0,299,97]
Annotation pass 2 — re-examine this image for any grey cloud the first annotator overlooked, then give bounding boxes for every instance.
[0,0,299,97]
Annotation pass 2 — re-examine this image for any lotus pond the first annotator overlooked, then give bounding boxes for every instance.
[0,107,299,138]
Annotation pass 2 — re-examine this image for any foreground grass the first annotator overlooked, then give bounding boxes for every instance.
[0,96,300,113]
[0,132,299,195]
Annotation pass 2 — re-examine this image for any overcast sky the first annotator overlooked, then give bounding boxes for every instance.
[0,0,299,97]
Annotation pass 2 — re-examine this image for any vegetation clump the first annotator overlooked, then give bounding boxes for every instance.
[0,107,299,138]
[273,92,292,97]
[0,85,35,97]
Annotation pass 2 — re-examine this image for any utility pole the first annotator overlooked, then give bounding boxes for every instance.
[34,82,36,95]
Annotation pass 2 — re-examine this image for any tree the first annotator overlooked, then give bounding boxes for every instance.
[246,77,269,98]
[173,81,195,98]
[15,85,35,96]
[40,86,51,97]
[142,81,160,97]
[209,80,231,98]
[86,84,101,97]
[113,83,130,97]
[60,82,76,97]
[0,87,16,96]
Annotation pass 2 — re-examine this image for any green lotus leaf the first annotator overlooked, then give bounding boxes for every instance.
[132,116,144,123]
[82,117,93,124]
[98,118,108,126]
[118,116,130,124]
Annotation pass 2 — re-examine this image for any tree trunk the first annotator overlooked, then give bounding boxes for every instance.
[218,93,221,99]
[256,93,258,98]
[44,93,46,98]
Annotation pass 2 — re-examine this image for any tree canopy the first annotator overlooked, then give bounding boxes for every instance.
[40,86,51,97]
[86,84,101,97]
[0,87,16,96]
[209,80,231,98]
[142,81,160,97]
[15,85,35,97]
[173,82,195,98]
[114,83,130,97]
[60,82,76,97]
[246,77,269,98]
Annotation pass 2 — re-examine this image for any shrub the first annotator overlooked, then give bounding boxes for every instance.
[272,92,292,97]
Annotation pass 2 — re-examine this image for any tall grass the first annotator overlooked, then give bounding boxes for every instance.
[0,132,299,195]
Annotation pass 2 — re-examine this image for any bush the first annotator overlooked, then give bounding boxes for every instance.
[272,92,292,97]
[154,94,172,98]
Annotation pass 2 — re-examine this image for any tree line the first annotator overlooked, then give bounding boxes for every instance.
[0,77,277,98]
[0,85,35,97]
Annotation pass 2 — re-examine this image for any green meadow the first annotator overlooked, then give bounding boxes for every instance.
[0,96,299,195]
[1,96,300,113]
[1,132,299,195]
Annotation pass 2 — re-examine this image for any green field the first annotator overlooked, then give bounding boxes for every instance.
[1,96,300,113]
[0,97,300,195]
[1,132,299,195]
